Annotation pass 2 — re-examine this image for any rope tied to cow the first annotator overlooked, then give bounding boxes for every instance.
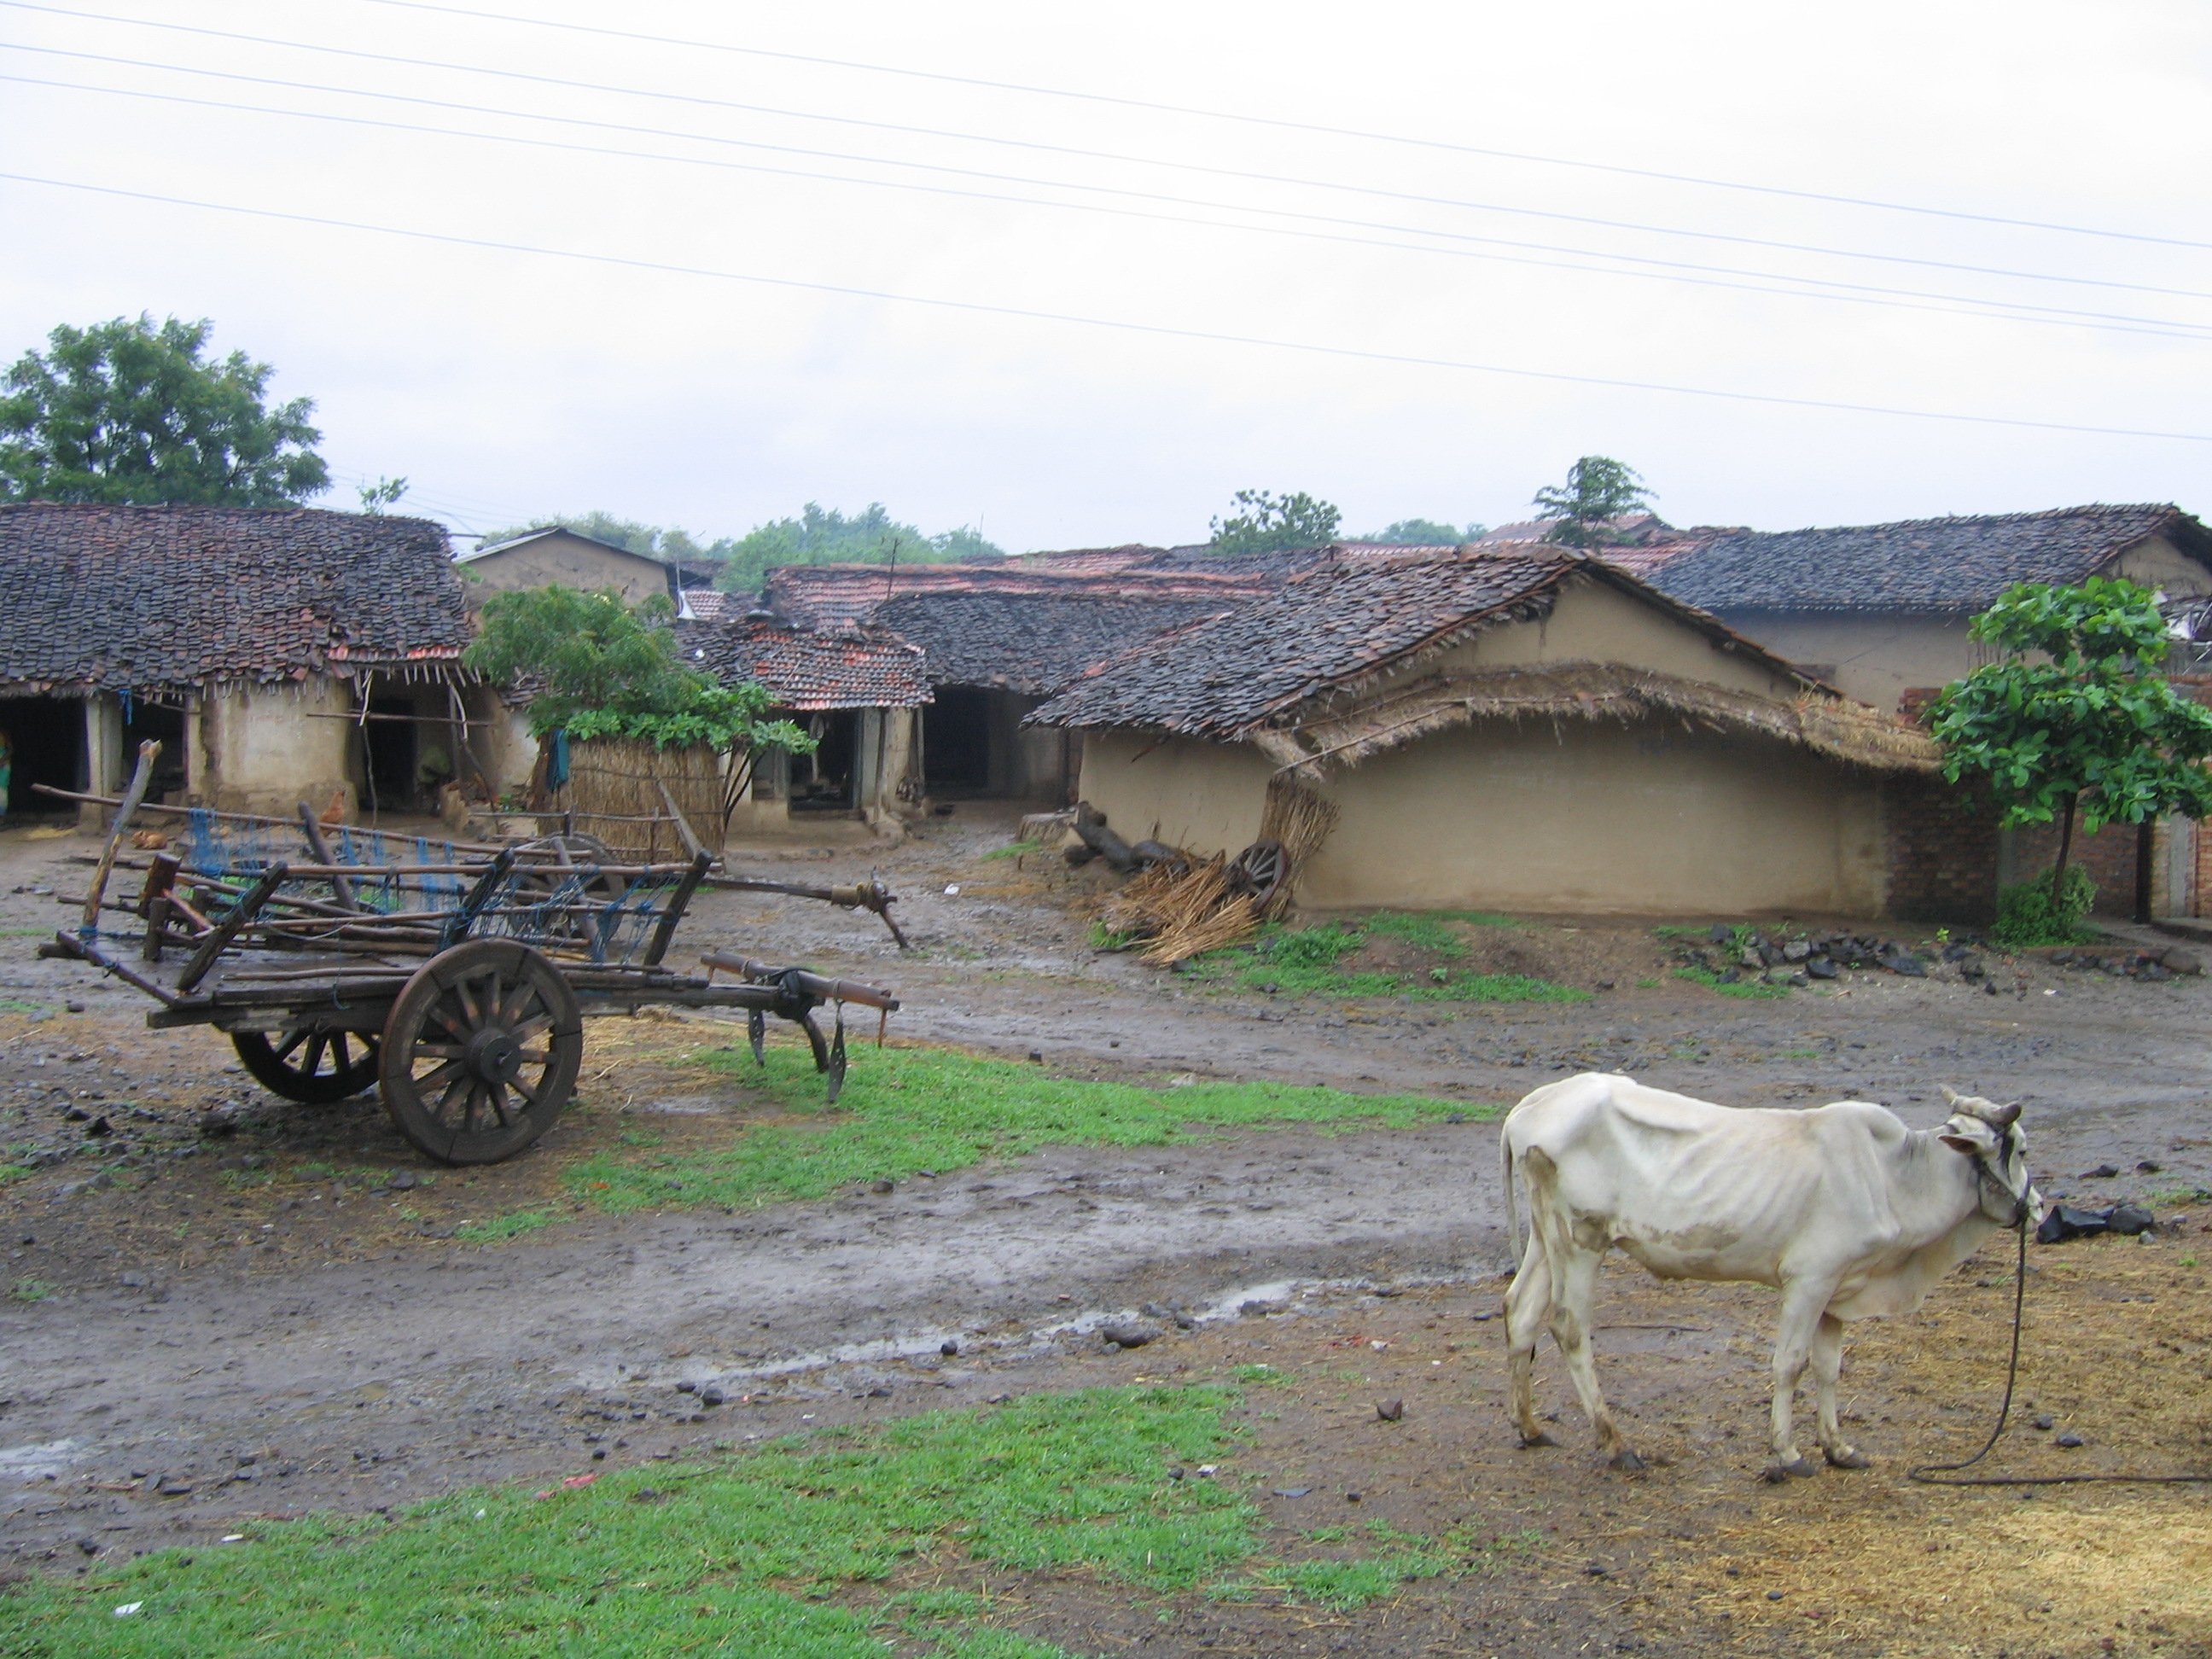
[1906,1213,2212,1488]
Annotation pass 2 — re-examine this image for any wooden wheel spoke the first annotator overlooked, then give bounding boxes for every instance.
[513,1048,550,1066]
[274,1028,310,1062]
[454,972,487,1028]
[506,1072,543,1109]
[412,1057,464,1095]
[428,1004,473,1044]
[329,1032,351,1071]
[486,1080,515,1126]
[498,975,539,1026]
[412,1042,469,1061]
[302,1033,329,1076]
[509,1013,555,1044]
[433,1072,471,1127]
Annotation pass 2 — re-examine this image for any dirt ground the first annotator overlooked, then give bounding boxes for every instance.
[3,806,2209,1656]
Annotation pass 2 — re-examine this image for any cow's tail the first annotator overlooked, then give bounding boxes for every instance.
[1499,1119,1524,1272]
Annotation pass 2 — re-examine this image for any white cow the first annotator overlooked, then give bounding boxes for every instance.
[1500,1073,2041,1480]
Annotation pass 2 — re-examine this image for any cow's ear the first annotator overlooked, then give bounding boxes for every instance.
[1939,1132,1980,1155]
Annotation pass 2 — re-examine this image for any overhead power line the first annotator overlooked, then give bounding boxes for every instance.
[3,170,2205,444]
[341,0,2212,254]
[10,69,2207,343]
[0,9,2201,307]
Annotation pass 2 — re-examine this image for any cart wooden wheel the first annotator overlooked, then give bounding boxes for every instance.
[232,1028,381,1104]
[1227,838,1288,908]
[377,939,583,1165]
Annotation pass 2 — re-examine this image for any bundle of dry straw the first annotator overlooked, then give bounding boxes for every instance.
[1098,779,1342,966]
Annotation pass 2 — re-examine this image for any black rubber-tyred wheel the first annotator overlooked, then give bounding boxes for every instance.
[232,1028,381,1103]
[377,939,582,1164]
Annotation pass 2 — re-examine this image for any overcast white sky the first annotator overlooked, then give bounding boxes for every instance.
[3,1,2209,551]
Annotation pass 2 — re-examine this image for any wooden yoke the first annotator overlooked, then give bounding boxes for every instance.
[79,739,160,936]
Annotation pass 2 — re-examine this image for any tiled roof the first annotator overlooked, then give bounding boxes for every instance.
[1650,504,2212,614]
[678,614,929,710]
[0,503,473,693]
[877,591,1232,695]
[679,588,732,623]
[763,552,1274,630]
[1030,547,1814,738]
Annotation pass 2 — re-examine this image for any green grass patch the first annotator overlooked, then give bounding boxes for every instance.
[0,998,52,1018]
[0,1163,31,1189]
[10,1278,54,1302]
[980,839,1045,862]
[453,1209,555,1244]
[1674,965,1792,1000]
[1188,922,1586,1005]
[567,1044,1489,1215]
[0,1383,1487,1656]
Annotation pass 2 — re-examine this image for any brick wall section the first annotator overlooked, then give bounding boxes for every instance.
[1883,773,2001,923]
[2011,817,2143,914]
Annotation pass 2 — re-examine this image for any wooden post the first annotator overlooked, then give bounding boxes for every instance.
[79,739,160,934]
[297,801,360,912]
[655,778,710,864]
[174,861,288,993]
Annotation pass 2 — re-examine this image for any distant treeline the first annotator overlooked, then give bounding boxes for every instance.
[474,506,1006,594]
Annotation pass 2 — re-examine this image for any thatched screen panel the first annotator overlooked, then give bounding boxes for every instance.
[563,738,726,861]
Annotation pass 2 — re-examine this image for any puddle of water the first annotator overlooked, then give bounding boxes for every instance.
[633,1096,725,1117]
[0,1437,82,1480]
[582,1273,1456,1394]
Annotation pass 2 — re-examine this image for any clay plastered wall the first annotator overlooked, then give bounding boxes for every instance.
[2110,533,2212,600]
[1301,718,1886,916]
[461,536,671,607]
[1077,731,1274,856]
[1434,575,1801,697]
[1706,612,1972,712]
[199,678,357,817]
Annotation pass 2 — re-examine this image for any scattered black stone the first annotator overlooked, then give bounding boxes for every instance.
[2080,1164,2120,1179]
[1099,1323,1158,1348]
[2055,1433,2086,1449]
[697,1385,726,1406]
[940,1339,959,1356]
[2032,1413,2055,1431]
[1375,1398,1405,1423]
[2036,1203,2157,1243]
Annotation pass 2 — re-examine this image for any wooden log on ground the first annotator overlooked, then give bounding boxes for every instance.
[1068,801,1139,872]
[79,740,160,933]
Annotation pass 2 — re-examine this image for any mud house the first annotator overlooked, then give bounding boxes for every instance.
[677,610,930,830]
[762,550,1273,806]
[1641,504,2212,918]
[0,503,495,819]
[1029,544,1943,917]
[455,526,690,612]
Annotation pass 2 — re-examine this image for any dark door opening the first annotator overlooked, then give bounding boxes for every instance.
[364,697,419,813]
[791,711,859,812]
[923,684,992,793]
[0,696,85,817]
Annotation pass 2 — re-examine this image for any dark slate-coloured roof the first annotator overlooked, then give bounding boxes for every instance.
[1031,546,1815,738]
[678,615,929,710]
[0,503,473,693]
[875,591,1231,696]
[1650,504,2212,614]
[763,552,1275,631]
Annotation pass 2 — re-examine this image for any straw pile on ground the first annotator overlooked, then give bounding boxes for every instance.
[1097,778,1341,966]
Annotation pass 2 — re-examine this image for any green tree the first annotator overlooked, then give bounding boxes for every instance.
[1530,457,1653,548]
[1359,517,1486,545]
[358,475,408,515]
[462,585,811,760]
[1930,576,2212,899]
[714,503,1004,592]
[1207,489,1342,555]
[0,315,329,505]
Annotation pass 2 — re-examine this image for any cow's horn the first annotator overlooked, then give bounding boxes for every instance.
[1983,1098,2021,1126]
[1940,1085,1961,1105]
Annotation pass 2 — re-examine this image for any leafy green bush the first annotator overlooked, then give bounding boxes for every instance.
[1992,865,2098,948]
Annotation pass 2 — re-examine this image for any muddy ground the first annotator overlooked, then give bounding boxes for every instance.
[2,807,2209,1656]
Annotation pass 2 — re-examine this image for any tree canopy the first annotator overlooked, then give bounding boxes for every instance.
[462,585,811,756]
[0,315,329,506]
[1358,517,1487,545]
[1530,457,1653,548]
[1207,489,1342,555]
[1930,576,2212,894]
[715,503,1003,591]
